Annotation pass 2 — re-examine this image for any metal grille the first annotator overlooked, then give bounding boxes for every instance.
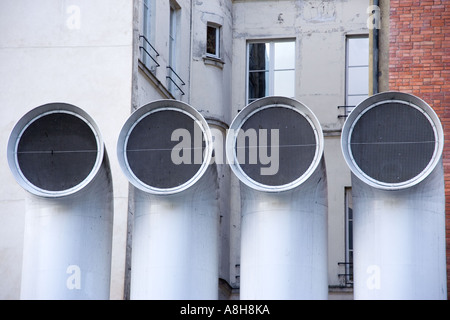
[126,110,205,189]
[236,107,317,186]
[17,113,98,192]
[350,103,436,184]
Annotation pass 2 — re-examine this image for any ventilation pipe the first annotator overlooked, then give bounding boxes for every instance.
[341,91,447,300]
[226,97,328,300]
[7,103,114,300]
[117,100,219,300]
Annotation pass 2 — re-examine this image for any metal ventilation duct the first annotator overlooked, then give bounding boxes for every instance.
[341,92,447,300]
[117,100,219,300]
[7,103,114,300]
[226,96,328,300]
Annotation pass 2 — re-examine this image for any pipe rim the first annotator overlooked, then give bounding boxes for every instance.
[341,91,444,190]
[226,96,324,192]
[117,100,213,195]
[7,103,104,198]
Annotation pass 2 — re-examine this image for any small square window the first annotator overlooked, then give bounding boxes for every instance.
[206,25,220,58]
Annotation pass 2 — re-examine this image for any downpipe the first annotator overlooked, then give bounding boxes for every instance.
[7,103,114,300]
[226,97,328,300]
[341,92,447,300]
[117,100,219,300]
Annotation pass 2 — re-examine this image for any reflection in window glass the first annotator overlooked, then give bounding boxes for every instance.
[348,67,369,95]
[248,71,269,101]
[247,40,295,104]
[274,70,295,97]
[207,25,220,57]
[274,42,295,70]
[346,37,369,113]
[348,38,369,67]
[248,43,270,71]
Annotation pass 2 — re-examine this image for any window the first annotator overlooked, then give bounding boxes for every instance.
[140,0,159,72]
[167,3,185,98]
[344,188,353,286]
[339,187,354,287]
[169,5,177,70]
[247,40,295,104]
[346,36,369,113]
[206,24,220,58]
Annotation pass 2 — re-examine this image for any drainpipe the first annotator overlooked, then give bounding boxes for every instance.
[341,92,447,300]
[7,103,114,300]
[226,97,328,300]
[117,100,219,300]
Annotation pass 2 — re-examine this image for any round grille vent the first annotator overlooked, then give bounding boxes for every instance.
[342,92,443,190]
[226,97,323,192]
[118,100,213,195]
[7,103,104,197]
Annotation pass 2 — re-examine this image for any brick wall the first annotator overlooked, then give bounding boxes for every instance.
[389,0,450,298]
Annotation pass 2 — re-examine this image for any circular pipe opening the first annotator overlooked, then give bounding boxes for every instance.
[226,97,324,192]
[342,92,444,190]
[7,103,103,197]
[117,100,213,195]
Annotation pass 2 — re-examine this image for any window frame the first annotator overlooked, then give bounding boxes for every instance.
[168,3,178,71]
[345,35,370,113]
[206,24,221,59]
[140,0,159,71]
[246,39,296,105]
[344,187,354,286]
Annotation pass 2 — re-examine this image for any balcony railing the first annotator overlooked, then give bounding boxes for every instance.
[166,66,185,97]
[338,105,356,118]
[338,262,353,287]
[139,35,160,72]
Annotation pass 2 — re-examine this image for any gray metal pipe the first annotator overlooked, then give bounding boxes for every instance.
[226,97,328,300]
[7,103,114,300]
[117,100,219,300]
[341,92,447,299]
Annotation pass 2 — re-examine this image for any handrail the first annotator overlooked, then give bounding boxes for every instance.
[139,35,160,68]
[166,66,185,96]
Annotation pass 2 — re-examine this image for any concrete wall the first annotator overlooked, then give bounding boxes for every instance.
[0,0,134,299]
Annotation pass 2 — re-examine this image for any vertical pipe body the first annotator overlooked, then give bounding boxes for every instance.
[342,92,447,300]
[117,100,219,300]
[226,97,328,300]
[7,103,114,300]
[130,167,218,299]
[352,163,446,299]
[239,160,328,299]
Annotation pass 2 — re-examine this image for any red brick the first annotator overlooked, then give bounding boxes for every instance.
[390,0,450,299]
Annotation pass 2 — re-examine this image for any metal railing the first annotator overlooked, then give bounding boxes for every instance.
[338,105,356,118]
[166,66,185,96]
[139,35,160,71]
[338,262,354,287]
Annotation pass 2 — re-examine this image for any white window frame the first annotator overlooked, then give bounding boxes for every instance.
[143,0,153,41]
[344,187,354,286]
[169,4,178,71]
[345,35,369,114]
[246,40,296,104]
[140,0,158,71]
[206,24,221,59]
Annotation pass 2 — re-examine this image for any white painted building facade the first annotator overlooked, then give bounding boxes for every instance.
[0,0,370,299]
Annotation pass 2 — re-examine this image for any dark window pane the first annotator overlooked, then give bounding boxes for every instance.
[249,43,269,71]
[207,26,217,55]
[248,71,268,101]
